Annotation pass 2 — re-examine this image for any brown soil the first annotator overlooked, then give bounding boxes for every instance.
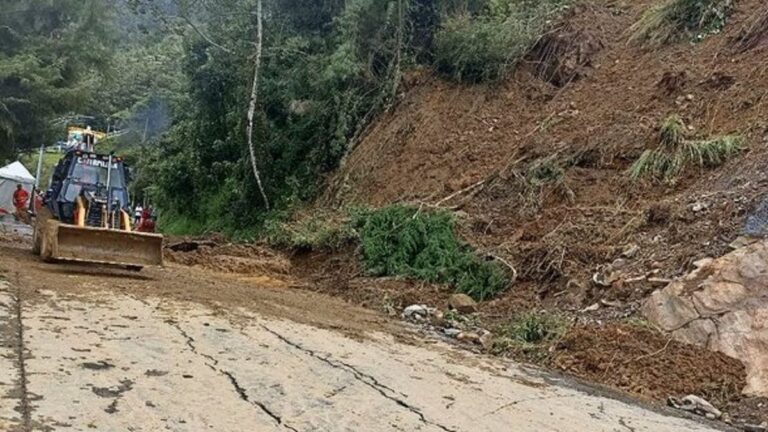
[0,239,396,341]
[551,324,746,406]
[328,0,768,313]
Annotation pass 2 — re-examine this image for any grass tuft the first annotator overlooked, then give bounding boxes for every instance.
[491,311,569,358]
[629,115,743,181]
[629,0,734,46]
[263,211,359,252]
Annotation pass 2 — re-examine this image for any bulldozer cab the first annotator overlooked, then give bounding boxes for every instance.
[47,150,131,227]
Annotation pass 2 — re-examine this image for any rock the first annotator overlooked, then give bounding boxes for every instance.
[743,424,767,432]
[668,395,722,419]
[457,332,481,344]
[691,201,709,213]
[593,268,618,287]
[643,240,768,396]
[622,244,640,259]
[402,305,430,321]
[730,236,757,250]
[444,328,461,338]
[448,294,478,314]
[611,258,628,270]
[580,303,600,313]
[479,331,494,350]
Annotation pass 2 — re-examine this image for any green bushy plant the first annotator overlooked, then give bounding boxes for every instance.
[355,205,508,300]
[434,0,570,83]
[630,0,734,46]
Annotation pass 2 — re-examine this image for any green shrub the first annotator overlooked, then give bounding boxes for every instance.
[355,205,508,300]
[491,311,568,357]
[629,115,743,181]
[434,0,570,83]
[630,0,734,46]
[510,311,567,344]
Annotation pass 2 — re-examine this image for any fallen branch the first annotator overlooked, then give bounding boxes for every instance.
[629,338,673,363]
[433,179,487,207]
[487,253,518,282]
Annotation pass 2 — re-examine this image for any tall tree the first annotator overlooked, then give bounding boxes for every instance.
[0,0,116,160]
[246,0,270,210]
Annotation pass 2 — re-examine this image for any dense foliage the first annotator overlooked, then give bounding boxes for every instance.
[355,206,509,300]
[0,0,115,160]
[4,0,575,235]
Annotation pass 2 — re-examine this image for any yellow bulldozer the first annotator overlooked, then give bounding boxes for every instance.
[32,149,163,269]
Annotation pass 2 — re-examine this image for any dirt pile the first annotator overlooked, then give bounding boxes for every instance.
[166,243,292,276]
[552,324,746,406]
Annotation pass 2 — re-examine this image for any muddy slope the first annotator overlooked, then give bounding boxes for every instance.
[330,0,768,309]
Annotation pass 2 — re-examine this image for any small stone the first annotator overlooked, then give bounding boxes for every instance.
[403,304,429,320]
[691,201,709,212]
[448,294,478,314]
[444,328,461,338]
[622,244,640,259]
[611,258,628,270]
[457,332,481,343]
[581,303,601,313]
[479,331,494,350]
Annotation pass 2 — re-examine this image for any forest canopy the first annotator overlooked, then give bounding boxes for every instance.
[1,0,571,236]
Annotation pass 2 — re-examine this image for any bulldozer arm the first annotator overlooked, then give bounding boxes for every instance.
[35,210,163,268]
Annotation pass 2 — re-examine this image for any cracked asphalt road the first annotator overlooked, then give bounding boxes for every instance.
[0,238,726,432]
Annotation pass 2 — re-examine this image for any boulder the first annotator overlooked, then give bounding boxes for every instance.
[642,240,768,396]
[448,294,478,314]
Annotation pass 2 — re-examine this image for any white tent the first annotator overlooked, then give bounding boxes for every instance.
[0,161,36,214]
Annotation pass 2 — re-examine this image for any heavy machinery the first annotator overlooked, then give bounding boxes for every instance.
[32,149,163,269]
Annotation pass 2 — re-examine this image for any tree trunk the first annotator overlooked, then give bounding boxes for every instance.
[246,0,270,210]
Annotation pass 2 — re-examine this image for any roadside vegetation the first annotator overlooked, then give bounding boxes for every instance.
[355,206,509,301]
[491,311,569,359]
[264,205,510,301]
[629,0,735,45]
[629,115,743,182]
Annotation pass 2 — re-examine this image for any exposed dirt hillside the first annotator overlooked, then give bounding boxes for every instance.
[329,0,768,313]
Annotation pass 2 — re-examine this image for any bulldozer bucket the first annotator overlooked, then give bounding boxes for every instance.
[39,220,163,268]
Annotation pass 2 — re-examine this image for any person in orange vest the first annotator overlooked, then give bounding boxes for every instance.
[12,184,29,224]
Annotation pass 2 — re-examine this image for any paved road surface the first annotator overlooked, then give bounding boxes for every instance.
[0,235,725,432]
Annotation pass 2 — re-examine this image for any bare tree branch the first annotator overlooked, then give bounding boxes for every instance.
[178,13,233,54]
[246,0,270,210]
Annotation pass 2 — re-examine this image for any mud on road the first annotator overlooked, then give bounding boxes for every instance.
[0,238,727,432]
